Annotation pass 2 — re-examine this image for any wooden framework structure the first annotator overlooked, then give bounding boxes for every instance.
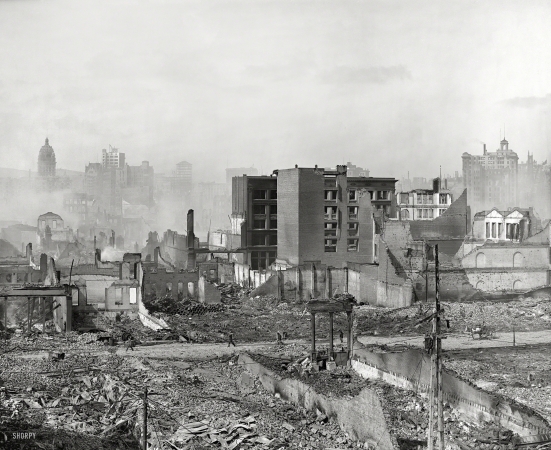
[306,298,355,369]
[1,287,72,333]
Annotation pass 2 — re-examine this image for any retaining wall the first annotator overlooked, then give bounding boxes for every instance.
[352,348,550,436]
[238,353,398,450]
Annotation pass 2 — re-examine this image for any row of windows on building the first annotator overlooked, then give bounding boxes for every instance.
[400,208,447,219]
[72,287,139,306]
[485,222,521,240]
[324,189,390,201]
[398,193,449,205]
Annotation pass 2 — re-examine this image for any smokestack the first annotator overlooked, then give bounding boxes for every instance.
[26,243,32,260]
[187,209,196,270]
[483,143,487,155]
[94,235,97,251]
[111,230,115,248]
[187,210,195,249]
[95,249,101,267]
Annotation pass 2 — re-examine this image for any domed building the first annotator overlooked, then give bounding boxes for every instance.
[38,138,56,177]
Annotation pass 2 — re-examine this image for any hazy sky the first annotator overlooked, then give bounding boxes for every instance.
[1,0,550,181]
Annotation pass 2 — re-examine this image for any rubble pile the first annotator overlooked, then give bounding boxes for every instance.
[216,282,249,305]
[0,352,142,449]
[446,346,551,423]
[356,299,551,337]
[143,294,227,319]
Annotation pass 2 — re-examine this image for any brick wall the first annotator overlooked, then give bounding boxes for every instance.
[143,268,198,300]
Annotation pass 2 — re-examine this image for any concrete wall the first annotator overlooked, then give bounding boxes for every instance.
[239,353,397,450]
[143,268,198,300]
[197,276,221,304]
[461,244,550,292]
[105,284,139,311]
[348,263,378,304]
[52,295,72,332]
[377,240,413,308]
[277,169,303,266]
[352,348,550,437]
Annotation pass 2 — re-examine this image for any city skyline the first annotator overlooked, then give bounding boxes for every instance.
[0,0,550,181]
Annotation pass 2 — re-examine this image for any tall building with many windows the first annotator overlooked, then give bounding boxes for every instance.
[231,165,396,270]
[462,140,518,214]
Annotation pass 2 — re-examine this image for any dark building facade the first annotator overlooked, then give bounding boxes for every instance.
[232,175,277,270]
[231,165,397,270]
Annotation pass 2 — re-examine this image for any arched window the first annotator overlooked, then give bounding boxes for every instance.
[513,252,524,268]
[401,209,410,220]
[475,253,485,268]
[476,281,484,290]
[513,280,522,290]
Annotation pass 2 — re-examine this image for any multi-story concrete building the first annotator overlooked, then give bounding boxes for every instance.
[124,161,154,207]
[173,161,192,193]
[231,175,277,270]
[518,152,551,219]
[462,139,519,214]
[231,165,397,270]
[102,146,125,169]
[397,178,453,220]
[226,167,258,186]
[63,193,92,226]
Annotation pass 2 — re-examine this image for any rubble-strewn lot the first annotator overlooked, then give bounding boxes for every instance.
[445,344,551,423]
[244,352,528,450]
[356,299,551,337]
[146,286,354,344]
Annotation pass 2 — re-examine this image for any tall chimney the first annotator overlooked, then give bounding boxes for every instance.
[187,210,195,249]
[187,209,196,270]
[94,235,97,250]
[26,243,32,260]
[483,143,487,155]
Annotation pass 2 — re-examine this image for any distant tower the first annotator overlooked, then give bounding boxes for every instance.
[38,138,56,177]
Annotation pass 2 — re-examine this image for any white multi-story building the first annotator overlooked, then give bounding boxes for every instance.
[397,179,452,220]
[102,146,125,169]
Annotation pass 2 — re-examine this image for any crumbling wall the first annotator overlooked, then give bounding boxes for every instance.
[377,240,413,308]
[198,276,221,304]
[348,263,378,305]
[52,296,72,332]
[239,353,397,450]
[217,261,235,283]
[143,268,197,300]
[352,348,550,437]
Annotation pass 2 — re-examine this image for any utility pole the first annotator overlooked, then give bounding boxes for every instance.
[143,387,148,450]
[436,244,444,449]
[427,244,444,450]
